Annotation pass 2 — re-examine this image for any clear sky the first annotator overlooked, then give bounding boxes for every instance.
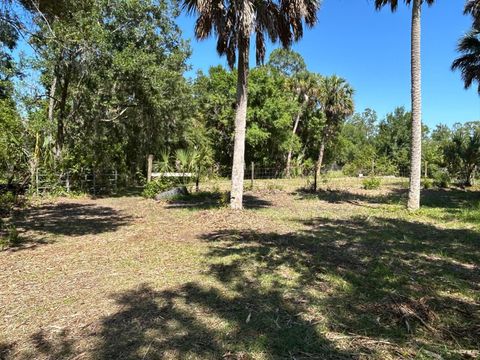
[177,0,480,129]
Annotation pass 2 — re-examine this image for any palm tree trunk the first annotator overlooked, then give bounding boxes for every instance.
[230,37,250,210]
[407,0,423,211]
[285,108,303,177]
[315,137,326,191]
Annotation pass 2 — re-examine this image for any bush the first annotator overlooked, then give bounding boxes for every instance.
[422,178,434,189]
[433,170,450,188]
[0,221,20,250]
[142,177,178,198]
[362,177,381,190]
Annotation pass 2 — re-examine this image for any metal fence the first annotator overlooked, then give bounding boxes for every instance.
[34,169,121,195]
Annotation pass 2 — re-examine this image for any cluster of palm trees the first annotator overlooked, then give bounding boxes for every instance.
[184,0,479,210]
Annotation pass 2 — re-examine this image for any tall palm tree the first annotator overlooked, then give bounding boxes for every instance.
[375,0,435,211]
[452,30,480,94]
[315,75,354,188]
[183,0,320,209]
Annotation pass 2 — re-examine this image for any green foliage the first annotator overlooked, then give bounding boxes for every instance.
[432,169,451,188]
[0,191,16,213]
[0,98,27,182]
[375,107,412,176]
[142,177,178,199]
[422,178,434,189]
[362,177,381,190]
[443,122,480,186]
[0,222,20,250]
[267,48,306,77]
[26,0,193,179]
[458,201,480,226]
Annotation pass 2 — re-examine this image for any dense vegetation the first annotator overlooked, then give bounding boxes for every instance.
[0,0,479,196]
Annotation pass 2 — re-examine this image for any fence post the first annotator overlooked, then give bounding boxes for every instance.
[93,171,96,196]
[250,162,254,189]
[147,154,153,183]
[195,167,200,192]
[114,169,118,194]
[35,168,39,196]
[313,164,318,191]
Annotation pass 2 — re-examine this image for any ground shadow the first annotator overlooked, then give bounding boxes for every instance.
[421,188,480,209]
[296,187,407,206]
[165,192,272,210]
[198,216,480,357]
[6,202,133,250]
[297,186,480,211]
[2,200,479,358]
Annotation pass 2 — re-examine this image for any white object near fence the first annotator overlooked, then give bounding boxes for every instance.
[151,172,194,178]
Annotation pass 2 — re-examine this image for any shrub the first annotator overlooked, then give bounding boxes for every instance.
[0,221,20,249]
[0,191,15,215]
[142,177,178,198]
[422,178,434,189]
[433,170,450,188]
[362,177,381,190]
[218,192,230,207]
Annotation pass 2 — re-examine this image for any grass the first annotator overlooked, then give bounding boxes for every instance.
[0,178,479,359]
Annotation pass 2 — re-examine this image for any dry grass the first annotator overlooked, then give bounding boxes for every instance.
[1,178,479,359]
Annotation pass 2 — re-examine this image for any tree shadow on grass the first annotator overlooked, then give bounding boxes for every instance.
[296,187,407,206]
[421,188,480,209]
[5,202,134,251]
[297,186,480,213]
[2,212,479,358]
[165,192,272,210]
[199,217,480,357]
[94,281,354,359]
[92,215,479,358]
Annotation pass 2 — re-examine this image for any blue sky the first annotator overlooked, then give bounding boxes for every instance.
[177,0,480,129]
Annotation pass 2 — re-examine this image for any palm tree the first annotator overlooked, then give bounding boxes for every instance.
[375,0,435,211]
[465,0,480,28]
[182,0,320,209]
[315,75,354,189]
[452,1,480,93]
[452,30,480,94]
[285,71,319,177]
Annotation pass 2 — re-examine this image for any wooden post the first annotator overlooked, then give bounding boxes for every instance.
[147,154,153,183]
[93,171,96,196]
[195,167,200,192]
[114,169,118,194]
[313,163,318,192]
[251,162,254,189]
[35,168,39,196]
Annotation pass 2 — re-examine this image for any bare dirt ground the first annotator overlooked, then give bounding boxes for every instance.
[1,179,479,359]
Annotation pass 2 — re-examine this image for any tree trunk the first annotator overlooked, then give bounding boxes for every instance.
[407,0,423,211]
[48,75,57,124]
[230,37,250,210]
[285,109,303,177]
[55,69,70,162]
[315,137,326,191]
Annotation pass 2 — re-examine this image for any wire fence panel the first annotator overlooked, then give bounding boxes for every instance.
[34,169,119,195]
